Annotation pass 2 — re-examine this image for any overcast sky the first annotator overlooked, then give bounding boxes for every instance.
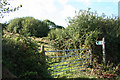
[0,0,119,27]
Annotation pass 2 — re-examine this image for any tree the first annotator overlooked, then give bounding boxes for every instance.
[43,19,64,29]
[56,25,64,29]
[48,9,120,64]
[7,17,49,37]
[7,18,23,33]
[43,19,56,29]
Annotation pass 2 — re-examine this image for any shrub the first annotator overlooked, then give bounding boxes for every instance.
[48,8,120,64]
[7,17,49,37]
[2,32,51,78]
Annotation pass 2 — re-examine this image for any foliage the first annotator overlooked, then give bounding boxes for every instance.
[92,58,120,79]
[7,18,24,33]
[0,23,8,35]
[56,25,64,29]
[7,17,49,37]
[2,32,51,78]
[48,8,120,64]
[43,19,56,29]
[0,0,22,18]
[1,22,8,30]
[43,19,64,29]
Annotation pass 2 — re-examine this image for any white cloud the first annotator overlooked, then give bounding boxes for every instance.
[1,0,57,22]
[1,0,77,27]
[1,0,118,27]
[54,0,77,27]
[55,3,77,27]
[61,5,76,18]
[75,0,91,6]
[57,0,69,5]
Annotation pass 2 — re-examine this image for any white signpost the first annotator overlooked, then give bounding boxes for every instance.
[96,37,106,66]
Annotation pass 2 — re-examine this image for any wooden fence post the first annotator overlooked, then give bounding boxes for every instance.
[41,45,46,67]
[41,45,45,57]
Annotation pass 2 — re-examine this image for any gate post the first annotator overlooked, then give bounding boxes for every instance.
[41,45,46,67]
[41,45,45,57]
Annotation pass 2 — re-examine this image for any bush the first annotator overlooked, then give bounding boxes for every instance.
[7,18,23,33]
[2,32,51,78]
[48,8,120,64]
[7,17,49,37]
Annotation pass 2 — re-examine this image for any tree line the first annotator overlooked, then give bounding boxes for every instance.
[2,17,64,37]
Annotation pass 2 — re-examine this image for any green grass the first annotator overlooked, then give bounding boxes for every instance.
[44,47,95,78]
[49,69,97,79]
[46,53,95,78]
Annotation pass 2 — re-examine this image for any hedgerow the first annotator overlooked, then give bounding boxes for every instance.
[2,32,51,78]
[48,8,120,64]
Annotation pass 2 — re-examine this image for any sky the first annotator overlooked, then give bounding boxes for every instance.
[0,0,119,27]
